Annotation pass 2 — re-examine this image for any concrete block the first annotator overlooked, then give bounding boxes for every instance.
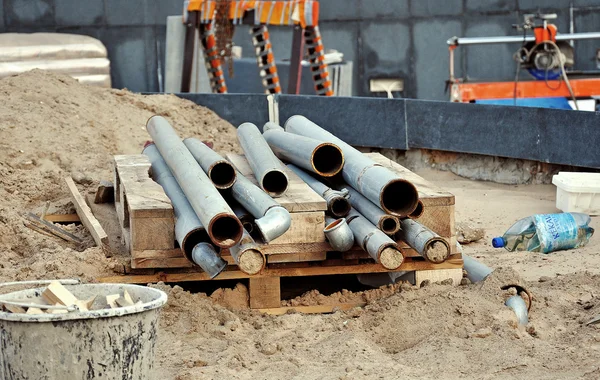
[411,0,463,17]
[5,0,54,26]
[414,20,462,100]
[518,0,565,10]
[464,15,520,81]
[575,0,600,5]
[573,10,600,71]
[0,0,5,30]
[359,0,409,19]
[466,0,517,12]
[99,27,148,91]
[232,25,257,58]
[55,0,104,26]
[318,0,359,21]
[106,0,145,26]
[144,0,184,25]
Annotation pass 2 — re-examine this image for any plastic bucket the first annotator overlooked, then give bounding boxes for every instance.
[0,283,168,380]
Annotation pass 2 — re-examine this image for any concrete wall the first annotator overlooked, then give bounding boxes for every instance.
[2,0,600,99]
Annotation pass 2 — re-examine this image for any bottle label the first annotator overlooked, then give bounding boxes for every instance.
[534,213,578,253]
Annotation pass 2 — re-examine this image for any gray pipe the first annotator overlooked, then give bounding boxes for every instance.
[447,32,600,46]
[324,216,354,252]
[505,295,529,326]
[397,219,450,263]
[287,164,350,218]
[409,200,424,219]
[183,137,237,190]
[284,115,419,217]
[237,122,289,197]
[462,254,493,283]
[344,186,400,235]
[229,200,255,234]
[263,122,344,177]
[229,229,265,275]
[229,168,291,243]
[346,209,404,270]
[146,116,243,248]
[143,144,226,278]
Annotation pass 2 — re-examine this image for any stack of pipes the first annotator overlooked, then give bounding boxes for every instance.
[143,113,453,277]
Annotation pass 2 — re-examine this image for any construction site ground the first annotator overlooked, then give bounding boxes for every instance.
[1,71,599,379]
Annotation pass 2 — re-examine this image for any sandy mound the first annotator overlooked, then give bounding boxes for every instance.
[0,70,240,282]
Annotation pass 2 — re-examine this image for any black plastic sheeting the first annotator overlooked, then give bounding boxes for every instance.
[178,93,600,168]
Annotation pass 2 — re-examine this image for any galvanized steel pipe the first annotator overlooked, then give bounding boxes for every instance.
[287,164,351,218]
[228,229,265,275]
[284,115,419,217]
[263,122,344,177]
[344,186,400,235]
[146,116,243,248]
[324,216,354,252]
[463,254,493,283]
[143,144,226,278]
[229,200,255,235]
[229,168,291,243]
[183,137,237,190]
[346,209,404,270]
[397,219,450,263]
[237,122,289,197]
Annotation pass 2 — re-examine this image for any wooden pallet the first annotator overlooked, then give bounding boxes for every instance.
[103,152,463,310]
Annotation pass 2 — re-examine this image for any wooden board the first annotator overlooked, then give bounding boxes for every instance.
[226,153,327,212]
[249,277,281,308]
[44,214,80,223]
[268,211,325,245]
[64,177,108,247]
[259,303,366,315]
[367,153,455,206]
[267,251,326,263]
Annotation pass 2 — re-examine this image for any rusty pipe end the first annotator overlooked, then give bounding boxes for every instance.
[238,248,266,275]
[424,238,451,264]
[409,200,424,219]
[380,179,420,217]
[378,215,401,235]
[310,143,344,177]
[377,243,404,270]
[329,196,351,218]
[207,160,237,189]
[207,212,244,248]
[260,169,289,197]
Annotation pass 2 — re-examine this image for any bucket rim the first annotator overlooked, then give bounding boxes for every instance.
[0,284,168,323]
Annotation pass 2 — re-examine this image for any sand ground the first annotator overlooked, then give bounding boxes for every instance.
[0,71,598,380]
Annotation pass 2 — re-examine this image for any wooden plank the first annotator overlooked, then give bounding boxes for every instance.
[24,213,83,244]
[130,216,175,251]
[259,303,366,315]
[249,277,281,309]
[226,153,327,212]
[65,177,109,247]
[367,153,455,206]
[98,258,464,284]
[94,180,115,204]
[267,251,327,263]
[44,214,80,223]
[261,242,332,255]
[416,204,455,241]
[268,211,325,245]
[415,268,463,286]
[131,248,193,269]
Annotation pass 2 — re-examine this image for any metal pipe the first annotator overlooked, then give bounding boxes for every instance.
[229,200,255,234]
[229,168,291,243]
[346,209,404,270]
[505,295,529,326]
[284,115,419,217]
[409,200,424,219]
[146,116,243,248]
[287,164,351,218]
[237,122,289,197]
[344,186,400,235]
[183,137,237,190]
[462,254,493,283]
[263,122,344,177]
[324,217,354,252]
[144,144,226,277]
[397,219,450,263]
[228,229,265,275]
[447,32,600,46]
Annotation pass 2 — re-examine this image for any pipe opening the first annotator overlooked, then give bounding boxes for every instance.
[241,221,254,234]
[312,144,344,177]
[381,180,419,216]
[378,245,404,270]
[261,170,288,196]
[424,239,450,263]
[380,217,399,235]
[330,198,351,218]
[209,215,243,248]
[209,162,236,189]
[409,200,424,219]
[238,249,265,275]
[325,218,343,230]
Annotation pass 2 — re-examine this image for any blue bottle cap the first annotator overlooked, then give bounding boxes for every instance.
[492,237,505,248]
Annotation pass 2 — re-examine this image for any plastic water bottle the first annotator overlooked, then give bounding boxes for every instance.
[492,213,594,253]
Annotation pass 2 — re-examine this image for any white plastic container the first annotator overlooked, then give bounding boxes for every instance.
[552,172,600,215]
